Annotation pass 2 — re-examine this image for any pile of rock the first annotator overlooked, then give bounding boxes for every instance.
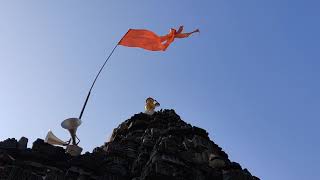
[0,109,260,180]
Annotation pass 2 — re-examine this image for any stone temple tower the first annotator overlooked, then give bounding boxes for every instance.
[0,109,259,180]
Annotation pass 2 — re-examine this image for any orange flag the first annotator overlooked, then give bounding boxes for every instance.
[118,26,199,51]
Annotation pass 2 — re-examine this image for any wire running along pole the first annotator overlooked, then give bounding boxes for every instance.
[78,30,131,120]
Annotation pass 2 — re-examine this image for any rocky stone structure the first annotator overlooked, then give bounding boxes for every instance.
[0,109,259,180]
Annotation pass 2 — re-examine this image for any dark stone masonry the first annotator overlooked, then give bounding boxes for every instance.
[0,109,260,180]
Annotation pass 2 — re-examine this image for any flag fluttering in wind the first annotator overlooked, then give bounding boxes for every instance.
[118,26,199,51]
[78,26,199,120]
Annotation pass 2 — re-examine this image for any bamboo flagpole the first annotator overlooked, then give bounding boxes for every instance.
[78,30,130,120]
[78,44,118,119]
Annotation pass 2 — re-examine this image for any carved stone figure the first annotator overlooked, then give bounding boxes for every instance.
[144,97,160,115]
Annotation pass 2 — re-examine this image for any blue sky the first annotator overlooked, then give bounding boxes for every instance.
[0,1,319,179]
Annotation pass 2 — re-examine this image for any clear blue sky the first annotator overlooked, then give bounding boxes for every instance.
[0,1,319,179]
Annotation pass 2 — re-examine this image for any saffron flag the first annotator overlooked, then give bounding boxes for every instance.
[118,26,199,51]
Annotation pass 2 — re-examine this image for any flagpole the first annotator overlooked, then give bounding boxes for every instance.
[78,30,130,120]
[78,44,119,119]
